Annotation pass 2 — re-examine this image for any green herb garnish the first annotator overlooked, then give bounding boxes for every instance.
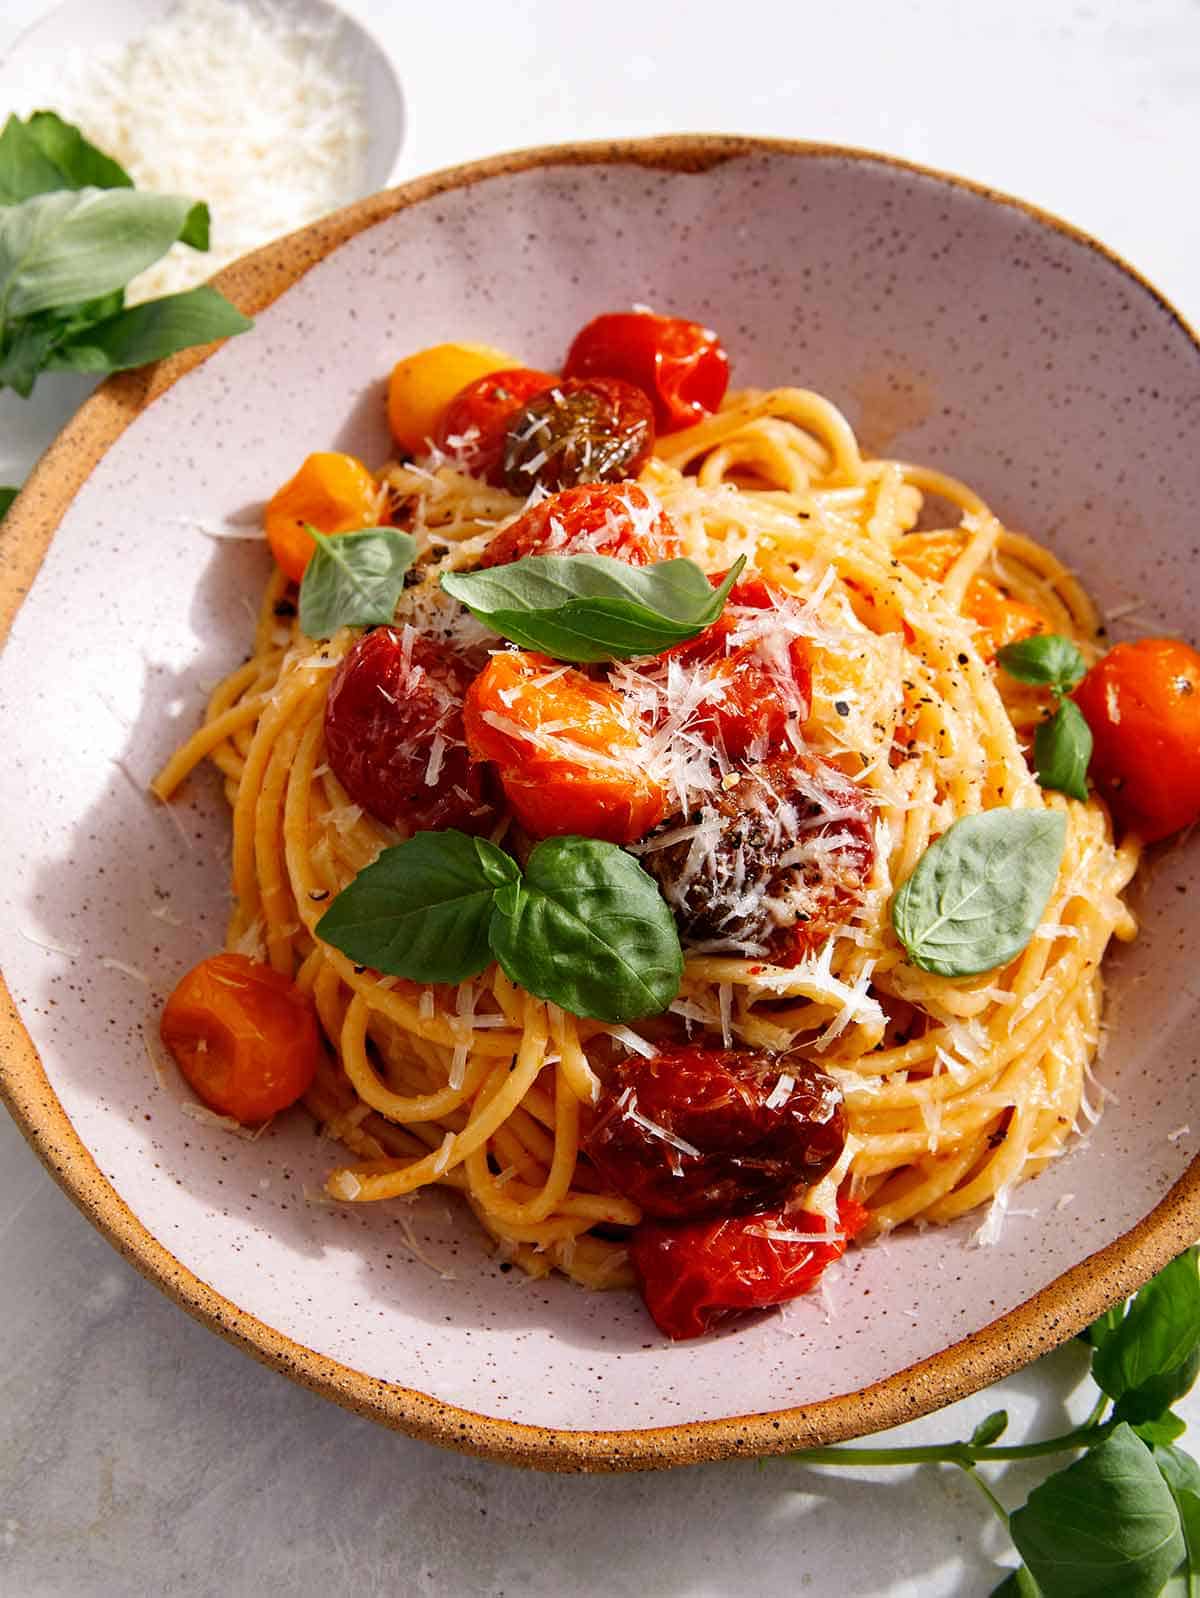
[439,552,746,663]
[298,525,416,637]
[316,829,684,1022]
[998,633,1094,801]
[891,809,1066,977]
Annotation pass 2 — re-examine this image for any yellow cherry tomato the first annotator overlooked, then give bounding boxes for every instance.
[386,342,516,455]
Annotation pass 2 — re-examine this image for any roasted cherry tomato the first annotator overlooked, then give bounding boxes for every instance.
[584,1047,845,1219]
[564,311,730,433]
[1073,637,1200,842]
[630,1197,870,1341]
[161,952,322,1124]
[435,367,559,483]
[479,482,679,571]
[641,751,875,963]
[502,377,655,495]
[264,452,383,583]
[324,628,496,834]
[463,649,668,843]
[667,576,812,758]
[895,532,1047,660]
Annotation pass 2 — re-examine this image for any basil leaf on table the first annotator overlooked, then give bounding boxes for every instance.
[891,809,1067,977]
[1034,700,1093,802]
[1135,1412,1189,1446]
[1083,1302,1128,1351]
[997,634,1087,694]
[1009,1424,1185,1598]
[316,830,518,985]
[991,1568,1043,1598]
[1094,1250,1200,1424]
[440,552,745,663]
[0,487,17,520]
[44,284,253,377]
[488,836,684,1020]
[0,110,132,204]
[298,526,417,636]
[970,1409,1010,1448]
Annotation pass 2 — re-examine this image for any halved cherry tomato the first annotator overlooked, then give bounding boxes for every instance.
[435,367,559,483]
[501,377,655,494]
[324,628,496,834]
[564,311,730,433]
[630,1197,870,1341]
[1073,637,1200,842]
[387,342,516,456]
[584,1047,845,1219]
[264,452,383,583]
[161,952,321,1124]
[479,482,679,570]
[895,532,1047,660]
[463,649,668,843]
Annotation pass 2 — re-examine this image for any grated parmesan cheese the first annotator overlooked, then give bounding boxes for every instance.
[41,0,372,301]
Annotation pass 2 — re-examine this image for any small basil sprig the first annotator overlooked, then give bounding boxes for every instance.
[997,634,1093,802]
[316,829,683,1021]
[440,552,746,663]
[297,525,416,636]
[891,809,1066,977]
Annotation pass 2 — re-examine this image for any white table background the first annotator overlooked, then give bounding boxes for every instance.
[0,1,1196,1592]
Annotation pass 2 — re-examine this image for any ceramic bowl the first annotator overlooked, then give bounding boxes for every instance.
[2,137,1198,1472]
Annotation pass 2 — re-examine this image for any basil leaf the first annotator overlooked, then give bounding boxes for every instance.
[22,111,132,194]
[971,1409,1010,1448]
[316,830,519,984]
[991,1569,1043,1598]
[1095,1250,1200,1422]
[1010,1424,1185,1597]
[0,187,204,320]
[1172,1489,1200,1581]
[891,809,1067,977]
[1156,1446,1200,1499]
[0,114,68,204]
[1083,1302,1128,1351]
[440,553,745,663]
[998,633,1087,694]
[1034,700,1093,802]
[44,284,252,377]
[1136,1413,1188,1447]
[0,486,17,520]
[0,317,59,395]
[488,835,684,1021]
[298,526,416,637]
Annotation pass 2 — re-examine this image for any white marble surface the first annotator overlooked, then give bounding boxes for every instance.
[0,0,1198,1592]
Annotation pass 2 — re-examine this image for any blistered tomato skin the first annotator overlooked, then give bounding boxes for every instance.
[161,953,322,1124]
[501,377,655,495]
[479,482,680,570]
[583,1047,846,1220]
[630,1198,870,1341]
[435,367,559,484]
[563,311,730,433]
[462,649,669,844]
[323,629,496,835]
[1073,637,1200,842]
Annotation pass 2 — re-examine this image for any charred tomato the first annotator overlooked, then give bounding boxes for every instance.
[501,377,655,495]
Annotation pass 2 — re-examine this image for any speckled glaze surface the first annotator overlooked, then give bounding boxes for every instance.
[1,138,1199,1472]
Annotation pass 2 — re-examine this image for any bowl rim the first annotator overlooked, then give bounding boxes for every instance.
[2,131,1198,1472]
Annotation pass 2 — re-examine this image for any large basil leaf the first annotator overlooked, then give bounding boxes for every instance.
[891,809,1066,977]
[1034,700,1092,802]
[1094,1250,1200,1424]
[316,831,518,984]
[0,187,206,320]
[997,634,1087,694]
[991,1568,1042,1597]
[488,835,684,1020]
[441,553,744,663]
[44,284,252,377]
[1010,1424,1185,1597]
[298,526,416,636]
[0,114,68,204]
[23,110,132,194]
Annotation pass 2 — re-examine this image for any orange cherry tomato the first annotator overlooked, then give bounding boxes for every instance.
[263,452,382,583]
[463,649,669,844]
[386,342,516,456]
[1073,637,1200,842]
[479,481,679,570]
[435,367,559,483]
[895,532,1047,660]
[161,953,322,1123]
[563,311,730,433]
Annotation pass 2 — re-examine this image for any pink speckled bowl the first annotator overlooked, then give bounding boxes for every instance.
[2,138,1199,1471]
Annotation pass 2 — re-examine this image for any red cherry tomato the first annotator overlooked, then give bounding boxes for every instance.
[1073,637,1200,842]
[583,1047,845,1219]
[161,953,321,1124]
[463,648,669,844]
[435,367,559,484]
[501,377,655,494]
[667,576,812,758]
[479,482,680,570]
[324,628,496,834]
[630,1197,870,1341]
[564,311,730,433]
